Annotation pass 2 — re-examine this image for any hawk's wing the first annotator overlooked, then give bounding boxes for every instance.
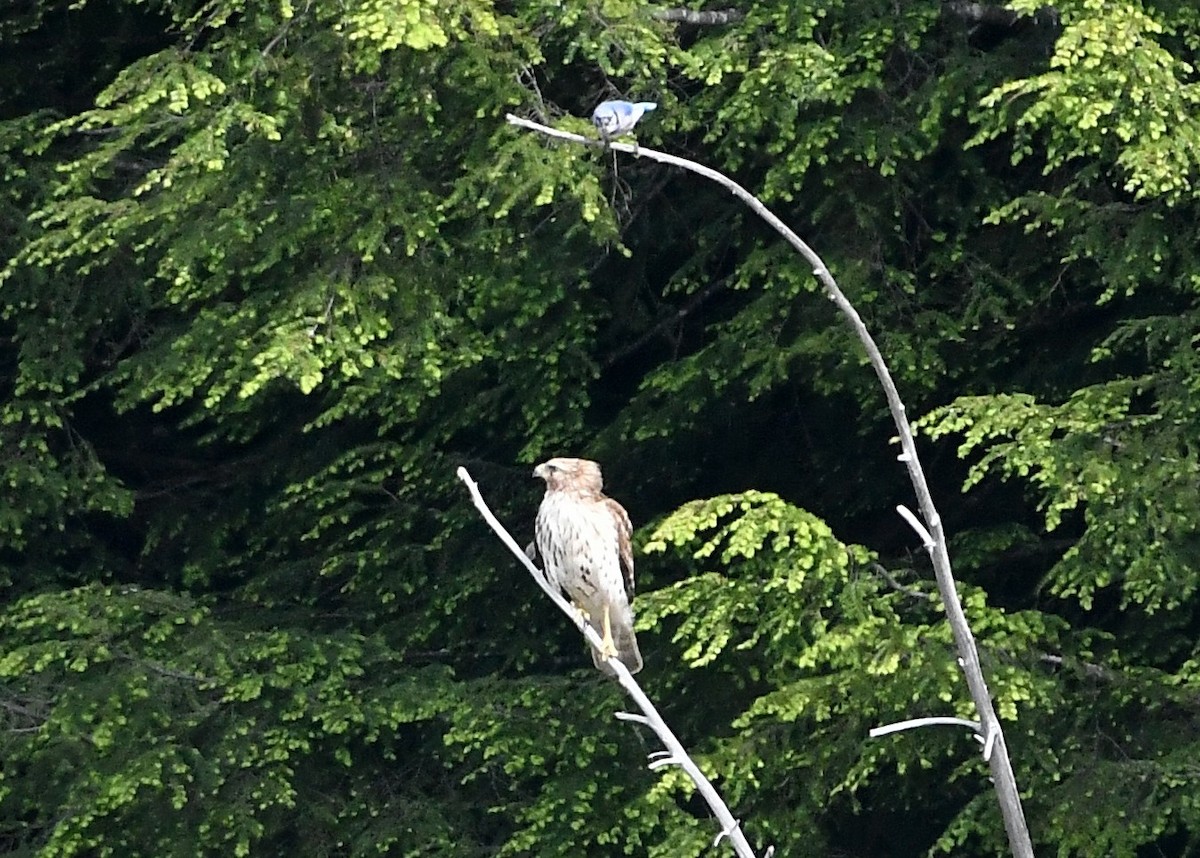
[603,497,635,601]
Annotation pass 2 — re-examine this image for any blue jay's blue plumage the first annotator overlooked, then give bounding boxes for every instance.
[592,100,657,139]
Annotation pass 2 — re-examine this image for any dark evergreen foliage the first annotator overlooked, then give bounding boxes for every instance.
[3,0,1200,854]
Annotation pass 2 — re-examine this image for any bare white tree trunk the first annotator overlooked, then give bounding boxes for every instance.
[502,114,1035,858]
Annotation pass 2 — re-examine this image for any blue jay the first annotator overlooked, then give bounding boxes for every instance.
[592,100,657,140]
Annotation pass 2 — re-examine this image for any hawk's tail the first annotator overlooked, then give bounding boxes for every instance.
[593,618,643,676]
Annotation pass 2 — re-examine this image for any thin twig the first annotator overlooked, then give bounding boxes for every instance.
[456,467,762,858]
[870,716,982,738]
[869,562,937,603]
[1038,652,1116,682]
[503,114,1034,857]
[942,1,1060,29]
[652,7,745,25]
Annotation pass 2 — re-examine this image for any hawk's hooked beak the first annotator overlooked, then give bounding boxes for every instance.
[533,463,547,480]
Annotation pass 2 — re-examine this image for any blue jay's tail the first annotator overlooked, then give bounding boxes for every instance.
[635,102,658,113]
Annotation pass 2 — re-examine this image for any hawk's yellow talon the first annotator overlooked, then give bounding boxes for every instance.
[599,604,618,660]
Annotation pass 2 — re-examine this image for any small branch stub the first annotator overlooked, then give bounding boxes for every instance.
[896,504,935,550]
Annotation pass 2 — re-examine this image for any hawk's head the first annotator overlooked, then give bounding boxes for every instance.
[533,457,603,494]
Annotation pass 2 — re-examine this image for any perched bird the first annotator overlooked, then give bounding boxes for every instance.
[591,100,657,140]
[533,457,643,675]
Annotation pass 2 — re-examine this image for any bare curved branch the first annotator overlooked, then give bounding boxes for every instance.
[869,716,983,738]
[456,466,764,858]
[942,1,1060,29]
[652,7,745,25]
[503,113,1034,858]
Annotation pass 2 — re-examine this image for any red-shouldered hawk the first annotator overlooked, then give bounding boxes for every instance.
[533,457,643,675]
